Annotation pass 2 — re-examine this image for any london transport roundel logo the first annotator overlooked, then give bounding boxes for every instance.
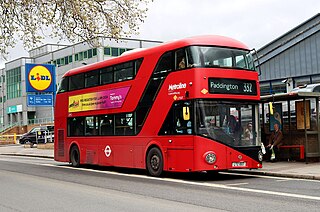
[28,65,52,91]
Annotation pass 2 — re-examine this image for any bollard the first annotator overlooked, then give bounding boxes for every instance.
[14,133,17,144]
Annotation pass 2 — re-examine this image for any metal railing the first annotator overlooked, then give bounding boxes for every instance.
[0,117,54,133]
[28,117,54,125]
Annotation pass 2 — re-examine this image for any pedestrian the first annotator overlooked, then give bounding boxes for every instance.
[244,122,253,141]
[266,123,283,162]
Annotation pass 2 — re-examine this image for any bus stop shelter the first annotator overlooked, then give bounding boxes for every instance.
[260,84,320,162]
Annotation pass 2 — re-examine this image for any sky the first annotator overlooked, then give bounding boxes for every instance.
[1,0,320,68]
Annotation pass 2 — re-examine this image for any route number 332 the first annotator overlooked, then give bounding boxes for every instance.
[243,83,253,93]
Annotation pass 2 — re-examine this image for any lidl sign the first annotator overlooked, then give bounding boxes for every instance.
[26,64,55,92]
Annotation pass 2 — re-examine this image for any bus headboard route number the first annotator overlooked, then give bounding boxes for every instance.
[208,78,257,95]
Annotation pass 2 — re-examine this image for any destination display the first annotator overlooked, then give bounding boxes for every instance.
[208,78,257,95]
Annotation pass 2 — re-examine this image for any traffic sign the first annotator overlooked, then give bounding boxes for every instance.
[27,94,53,107]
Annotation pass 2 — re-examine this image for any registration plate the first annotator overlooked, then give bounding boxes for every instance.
[232,162,247,167]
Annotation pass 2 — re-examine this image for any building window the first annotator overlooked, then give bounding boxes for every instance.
[271,83,286,94]
[104,47,111,55]
[93,48,97,56]
[111,48,119,56]
[6,67,21,100]
[79,52,83,61]
[294,77,311,87]
[119,48,126,55]
[64,56,69,65]
[88,49,93,58]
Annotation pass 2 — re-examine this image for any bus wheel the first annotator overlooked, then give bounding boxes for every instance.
[146,147,163,177]
[70,145,80,167]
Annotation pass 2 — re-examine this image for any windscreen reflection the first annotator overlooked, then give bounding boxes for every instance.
[196,100,258,147]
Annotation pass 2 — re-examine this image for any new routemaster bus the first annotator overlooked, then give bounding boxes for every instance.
[54,35,263,176]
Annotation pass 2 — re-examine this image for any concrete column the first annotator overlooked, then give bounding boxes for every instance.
[23,110,28,125]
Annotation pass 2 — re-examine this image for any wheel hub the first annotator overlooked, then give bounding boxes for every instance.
[150,155,160,170]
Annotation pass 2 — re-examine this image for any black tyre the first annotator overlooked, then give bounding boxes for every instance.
[70,145,80,167]
[24,139,34,148]
[24,139,31,144]
[146,147,163,177]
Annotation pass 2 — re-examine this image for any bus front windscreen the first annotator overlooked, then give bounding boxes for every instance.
[187,46,255,71]
[196,100,259,147]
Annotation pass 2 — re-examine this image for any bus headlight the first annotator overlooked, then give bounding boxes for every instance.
[204,152,216,164]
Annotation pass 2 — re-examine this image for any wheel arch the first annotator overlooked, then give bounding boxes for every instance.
[68,141,80,163]
[144,140,167,171]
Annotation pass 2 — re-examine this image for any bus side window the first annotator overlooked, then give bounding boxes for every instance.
[100,115,114,136]
[85,116,98,135]
[69,73,84,91]
[85,70,99,88]
[100,67,113,85]
[68,117,85,136]
[159,101,193,135]
[174,109,189,134]
[57,77,68,93]
[114,113,134,136]
[114,61,134,82]
[175,49,186,70]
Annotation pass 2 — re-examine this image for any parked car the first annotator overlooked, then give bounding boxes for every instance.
[19,125,54,144]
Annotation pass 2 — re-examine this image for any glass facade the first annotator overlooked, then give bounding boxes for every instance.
[6,67,21,99]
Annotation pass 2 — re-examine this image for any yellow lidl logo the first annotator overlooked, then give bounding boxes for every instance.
[28,65,52,91]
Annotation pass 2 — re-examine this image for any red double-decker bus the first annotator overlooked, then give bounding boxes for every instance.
[54,35,263,176]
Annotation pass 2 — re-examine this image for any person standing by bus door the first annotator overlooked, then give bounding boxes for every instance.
[266,123,283,162]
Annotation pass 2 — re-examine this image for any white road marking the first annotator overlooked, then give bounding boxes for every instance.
[40,163,320,201]
[1,155,319,201]
[220,171,320,182]
[276,179,295,182]
[225,182,249,186]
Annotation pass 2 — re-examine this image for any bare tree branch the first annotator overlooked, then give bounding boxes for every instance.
[0,0,152,59]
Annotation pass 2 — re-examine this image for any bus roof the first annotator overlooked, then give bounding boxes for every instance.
[64,35,250,77]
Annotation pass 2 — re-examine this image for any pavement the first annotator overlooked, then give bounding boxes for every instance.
[1,144,320,180]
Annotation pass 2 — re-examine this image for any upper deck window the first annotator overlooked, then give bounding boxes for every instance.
[58,58,143,93]
[69,73,84,91]
[57,77,68,93]
[186,46,256,71]
[85,70,99,87]
[114,61,134,82]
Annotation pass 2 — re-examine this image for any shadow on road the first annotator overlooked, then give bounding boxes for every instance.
[59,163,256,182]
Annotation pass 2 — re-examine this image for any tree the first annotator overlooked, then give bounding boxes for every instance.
[0,0,152,59]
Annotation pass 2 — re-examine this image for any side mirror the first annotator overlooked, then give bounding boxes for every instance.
[251,48,262,76]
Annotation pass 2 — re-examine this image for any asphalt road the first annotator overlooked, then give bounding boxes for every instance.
[0,155,319,212]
